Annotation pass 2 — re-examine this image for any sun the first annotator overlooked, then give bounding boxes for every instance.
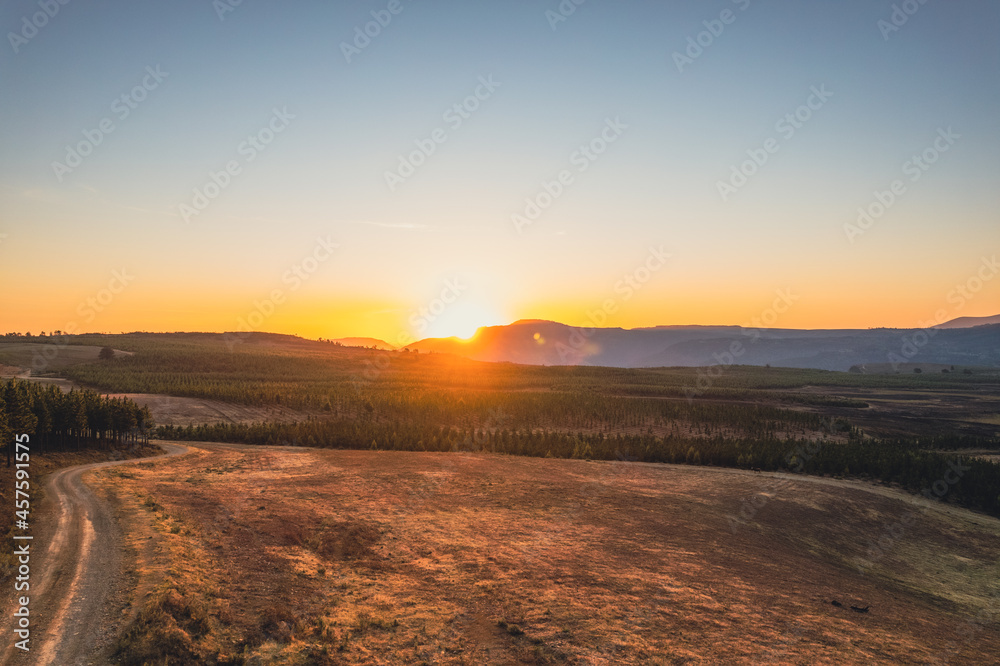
[421,301,505,340]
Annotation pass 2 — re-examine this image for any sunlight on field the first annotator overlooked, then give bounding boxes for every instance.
[91,442,1000,665]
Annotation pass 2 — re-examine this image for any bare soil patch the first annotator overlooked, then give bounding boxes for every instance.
[791,385,1000,439]
[105,393,307,427]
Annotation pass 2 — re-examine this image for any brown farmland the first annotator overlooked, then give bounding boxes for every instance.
[92,441,1000,665]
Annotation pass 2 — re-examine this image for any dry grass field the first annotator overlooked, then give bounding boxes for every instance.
[92,441,1000,665]
[0,343,133,373]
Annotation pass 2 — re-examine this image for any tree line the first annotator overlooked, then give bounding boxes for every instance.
[1,379,154,465]
[157,419,1000,519]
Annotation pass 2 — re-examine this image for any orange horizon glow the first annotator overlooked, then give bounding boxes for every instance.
[4,3,999,358]
[3,294,997,344]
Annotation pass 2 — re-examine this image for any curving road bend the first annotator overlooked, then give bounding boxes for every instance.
[2,442,188,666]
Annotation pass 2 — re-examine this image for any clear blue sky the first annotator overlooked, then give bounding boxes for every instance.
[2,0,998,339]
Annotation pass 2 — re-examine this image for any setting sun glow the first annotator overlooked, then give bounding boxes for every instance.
[419,301,506,341]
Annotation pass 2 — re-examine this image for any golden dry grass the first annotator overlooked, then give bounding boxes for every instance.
[94,441,1000,665]
[0,343,132,373]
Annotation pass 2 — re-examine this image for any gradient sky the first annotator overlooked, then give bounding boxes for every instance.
[2,0,998,342]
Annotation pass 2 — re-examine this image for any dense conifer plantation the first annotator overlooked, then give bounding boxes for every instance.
[1,379,153,465]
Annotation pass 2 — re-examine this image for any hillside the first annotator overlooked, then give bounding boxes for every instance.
[96,442,1000,664]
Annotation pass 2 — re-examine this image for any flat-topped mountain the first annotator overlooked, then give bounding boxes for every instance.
[410,318,1000,371]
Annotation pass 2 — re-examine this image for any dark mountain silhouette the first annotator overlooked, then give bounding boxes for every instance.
[409,320,1000,371]
[935,314,1000,329]
[330,337,396,350]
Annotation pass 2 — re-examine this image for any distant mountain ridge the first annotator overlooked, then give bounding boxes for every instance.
[330,337,395,350]
[408,316,1000,372]
[934,314,1000,329]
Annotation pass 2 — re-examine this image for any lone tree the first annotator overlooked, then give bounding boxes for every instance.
[98,346,115,360]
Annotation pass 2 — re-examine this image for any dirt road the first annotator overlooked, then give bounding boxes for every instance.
[1,443,188,666]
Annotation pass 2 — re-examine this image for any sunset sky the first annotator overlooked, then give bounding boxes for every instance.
[2,1,998,343]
